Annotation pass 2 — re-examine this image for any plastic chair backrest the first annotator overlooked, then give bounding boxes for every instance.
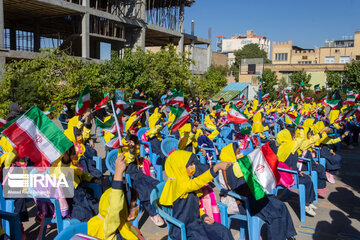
[105,149,118,175]
[0,210,21,240]
[137,127,150,141]
[161,138,179,158]
[54,222,88,240]
[220,126,234,140]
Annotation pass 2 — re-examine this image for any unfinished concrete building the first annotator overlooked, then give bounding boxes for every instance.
[0,0,211,73]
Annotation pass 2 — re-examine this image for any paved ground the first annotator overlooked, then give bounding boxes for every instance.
[23,124,360,239]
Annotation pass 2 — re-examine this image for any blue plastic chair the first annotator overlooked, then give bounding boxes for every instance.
[161,138,179,158]
[93,156,103,173]
[273,167,307,222]
[0,210,21,240]
[54,222,88,240]
[213,177,265,240]
[298,157,318,203]
[150,182,228,240]
[0,184,15,236]
[57,116,68,131]
[197,146,218,165]
[312,147,326,168]
[137,127,163,182]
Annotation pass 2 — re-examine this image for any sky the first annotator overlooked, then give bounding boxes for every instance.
[101,0,360,59]
[185,0,360,51]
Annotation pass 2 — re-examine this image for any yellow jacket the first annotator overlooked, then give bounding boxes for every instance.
[0,136,17,168]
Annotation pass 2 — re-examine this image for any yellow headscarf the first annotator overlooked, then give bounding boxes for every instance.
[87,188,139,239]
[276,129,295,162]
[125,115,140,132]
[148,108,163,129]
[219,143,243,178]
[312,121,327,146]
[204,115,217,130]
[252,112,264,134]
[160,151,213,206]
[252,100,259,112]
[329,110,340,125]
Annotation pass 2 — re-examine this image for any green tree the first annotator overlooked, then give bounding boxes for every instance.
[198,65,228,99]
[261,69,278,100]
[289,69,311,91]
[325,68,343,90]
[343,60,360,90]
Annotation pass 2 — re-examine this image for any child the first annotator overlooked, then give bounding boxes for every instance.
[219,143,296,240]
[88,153,144,239]
[159,150,233,240]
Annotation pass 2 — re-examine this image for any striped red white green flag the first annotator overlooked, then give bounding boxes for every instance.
[283,94,291,107]
[43,106,55,115]
[169,105,191,132]
[239,92,245,101]
[227,103,248,124]
[261,93,270,101]
[214,104,222,117]
[131,99,152,108]
[324,99,341,109]
[237,142,280,200]
[106,133,122,149]
[1,106,73,168]
[344,93,356,105]
[300,92,305,102]
[94,93,109,111]
[0,118,7,128]
[95,108,123,135]
[314,84,321,94]
[115,99,130,111]
[285,112,297,124]
[132,105,154,116]
[164,89,184,107]
[339,106,357,122]
[319,94,327,102]
[75,85,91,116]
[304,97,312,101]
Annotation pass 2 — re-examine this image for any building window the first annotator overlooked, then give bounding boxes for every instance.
[302,56,308,60]
[335,49,340,53]
[275,53,288,61]
[325,57,335,64]
[298,61,312,64]
[356,55,360,61]
[340,56,350,64]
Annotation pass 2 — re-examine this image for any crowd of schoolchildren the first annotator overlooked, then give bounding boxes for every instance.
[0,86,358,240]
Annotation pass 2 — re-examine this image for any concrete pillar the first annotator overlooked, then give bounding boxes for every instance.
[133,0,146,51]
[34,21,40,52]
[207,27,212,69]
[10,26,16,51]
[0,0,4,49]
[178,3,184,53]
[81,0,90,58]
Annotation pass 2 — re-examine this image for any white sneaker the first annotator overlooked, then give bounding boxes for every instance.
[305,206,316,217]
[309,203,318,210]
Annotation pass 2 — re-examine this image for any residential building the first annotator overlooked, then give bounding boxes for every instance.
[220,30,271,66]
[266,32,360,87]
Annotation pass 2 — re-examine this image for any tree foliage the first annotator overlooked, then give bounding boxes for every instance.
[197,65,228,99]
[343,60,360,90]
[261,69,278,100]
[325,68,342,90]
[289,69,311,91]
[0,45,224,117]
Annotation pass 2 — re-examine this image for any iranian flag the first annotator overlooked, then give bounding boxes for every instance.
[131,99,152,108]
[319,94,327,102]
[237,142,280,200]
[95,108,123,134]
[132,105,154,116]
[314,84,321,94]
[169,105,191,132]
[165,89,184,107]
[305,97,312,101]
[285,112,297,124]
[298,80,304,92]
[344,93,356,105]
[214,104,222,117]
[283,94,291,107]
[300,92,305,102]
[339,106,357,122]
[115,99,130,111]
[324,99,340,109]
[106,133,122,149]
[0,119,7,128]
[227,103,248,124]
[261,93,270,101]
[294,114,305,126]
[239,92,245,101]
[94,93,109,111]
[1,106,73,168]
[75,85,91,116]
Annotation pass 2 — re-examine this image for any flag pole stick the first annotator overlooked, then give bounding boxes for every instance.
[110,100,123,147]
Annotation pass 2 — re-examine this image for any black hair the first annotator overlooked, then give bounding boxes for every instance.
[127,134,139,145]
